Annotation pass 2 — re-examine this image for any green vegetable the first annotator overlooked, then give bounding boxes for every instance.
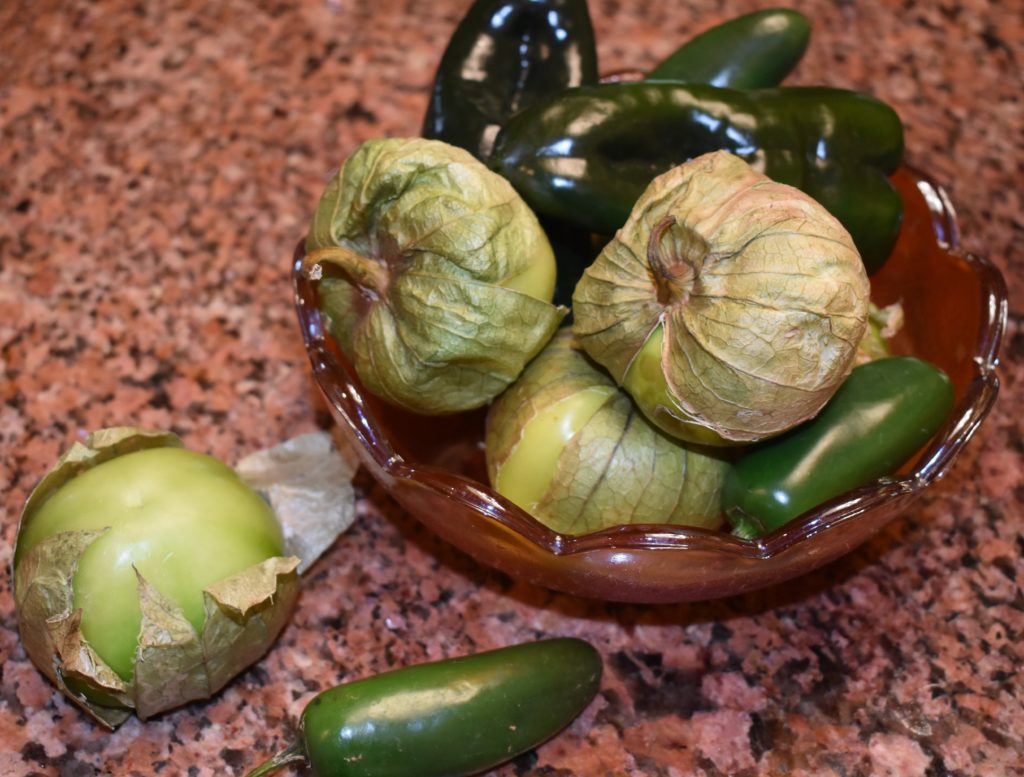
[800,159,904,274]
[423,0,598,160]
[544,215,604,310]
[306,137,565,415]
[486,329,729,533]
[13,428,300,727]
[247,638,603,777]
[723,357,955,536]
[573,151,870,446]
[647,8,810,87]
[855,302,904,365]
[489,81,904,271]
[421,0,601,309]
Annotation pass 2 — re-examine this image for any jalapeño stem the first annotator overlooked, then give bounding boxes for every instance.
[244,741,306,777]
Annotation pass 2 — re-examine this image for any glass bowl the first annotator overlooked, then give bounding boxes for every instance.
[292,167,1007,604]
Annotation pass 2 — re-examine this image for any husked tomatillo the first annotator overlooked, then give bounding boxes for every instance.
[486,329,729,534]
[13,428,299,727]
[572,151,870,445]
[306,137,565,415]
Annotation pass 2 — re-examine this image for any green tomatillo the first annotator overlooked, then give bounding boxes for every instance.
[485,329,729,534]
[572,151,870,446]
[306,137,565,415]
[12,428,300,728]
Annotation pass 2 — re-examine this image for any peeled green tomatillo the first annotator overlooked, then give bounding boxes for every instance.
[486,329,729,534]
[306,137,565,415]
[13,428,300,727]
[572,151,870,446]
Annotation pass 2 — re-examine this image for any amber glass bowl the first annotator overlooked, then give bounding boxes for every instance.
[293,168,1007,604]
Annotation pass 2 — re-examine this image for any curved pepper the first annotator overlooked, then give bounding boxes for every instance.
[246,638,603,777]
[647,8,811,87]
[722,357,954,538]
[422,0,598,161]
[489,82,904,271]
[801,159,904,274]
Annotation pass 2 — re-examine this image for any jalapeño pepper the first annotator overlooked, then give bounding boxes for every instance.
[489,82,904,271]
[246,638,603,777]
[647,8,811,88]
[423,0,598,161]
[723,357,955,538]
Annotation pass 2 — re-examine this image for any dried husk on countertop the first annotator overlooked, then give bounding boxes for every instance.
[13,428,355,727]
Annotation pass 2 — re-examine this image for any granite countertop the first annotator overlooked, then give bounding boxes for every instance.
[1,0,1021,775]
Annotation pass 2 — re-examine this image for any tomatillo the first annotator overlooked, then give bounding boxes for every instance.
[13,427,300,727]
[486,329,729,533]
[572,151,870,446]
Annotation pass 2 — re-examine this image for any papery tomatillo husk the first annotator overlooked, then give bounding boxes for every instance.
[572,151,870,445]
[855,301,904,365]
[12,428,300,727]
[485,329,729,534]
[306,137,565,415]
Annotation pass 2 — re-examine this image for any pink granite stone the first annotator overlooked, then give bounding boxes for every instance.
[1,0,1021,775]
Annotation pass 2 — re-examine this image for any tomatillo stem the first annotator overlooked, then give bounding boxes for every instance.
[304,245,389,298]
[647,215,695,306]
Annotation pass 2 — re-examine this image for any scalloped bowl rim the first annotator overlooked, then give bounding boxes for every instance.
[293,165,1007,571]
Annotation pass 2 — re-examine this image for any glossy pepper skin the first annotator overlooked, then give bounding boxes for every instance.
[489,82,904,271]
[422,0,598,161]
[299,638,602,777]
[723,357,955,538]
[800,159,904,274]
[647,8,811,87]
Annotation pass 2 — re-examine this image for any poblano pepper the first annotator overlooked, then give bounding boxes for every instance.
[647,8,810,87]
[422,0,598,161]
[489,82,905,272]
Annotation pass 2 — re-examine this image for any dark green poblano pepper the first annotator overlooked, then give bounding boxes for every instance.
[490,82,905,272]
[647,8,811,88]
[422,0,600,307]
[423,0,598,161]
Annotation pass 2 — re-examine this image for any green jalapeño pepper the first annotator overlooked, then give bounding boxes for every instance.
[489,82,904,271]
[423,0,598,161]
[247,638,603,777]
[723,357,955,538]
[647,8,811,88]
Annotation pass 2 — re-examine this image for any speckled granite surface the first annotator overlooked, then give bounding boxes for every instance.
[1,0,1021,775]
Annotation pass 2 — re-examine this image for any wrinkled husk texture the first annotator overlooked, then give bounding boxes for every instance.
[13,428,303,727]
[486,330,729,534]
[235,430,357,574]
[855,301,904,365]
[573,150,871,444]
[307,137,565,414]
